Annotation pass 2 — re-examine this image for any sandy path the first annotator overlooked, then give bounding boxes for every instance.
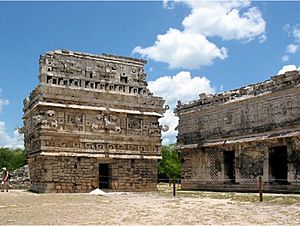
[0,190,299,225]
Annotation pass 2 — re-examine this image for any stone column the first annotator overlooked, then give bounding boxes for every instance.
[235,144,241,184]
[220,149,225,182]
[287,141,293,184]
[263,146,269,183]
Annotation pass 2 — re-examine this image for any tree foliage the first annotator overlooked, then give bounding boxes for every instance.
[158,144,181,182]
[0,147,26,171]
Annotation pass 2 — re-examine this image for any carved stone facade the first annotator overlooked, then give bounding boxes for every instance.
[176,70,300,193]
[22,50,167,193]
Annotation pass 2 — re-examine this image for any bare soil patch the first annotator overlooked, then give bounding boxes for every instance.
[0,184,299,225]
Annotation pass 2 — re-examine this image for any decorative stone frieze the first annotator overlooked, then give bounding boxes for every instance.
[176,70,300,193]
[22,50,167,193]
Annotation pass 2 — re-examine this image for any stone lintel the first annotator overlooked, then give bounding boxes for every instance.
[203,131,300,147]
[51,49,147,66]
[24,101,163,118]
[178,130,300,149]
[177,144,198,150]
[39,151,161,159]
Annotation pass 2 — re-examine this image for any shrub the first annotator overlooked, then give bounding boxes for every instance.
[0,147,26,171]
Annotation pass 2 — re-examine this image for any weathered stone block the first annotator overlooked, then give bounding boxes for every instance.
[23,50,165,193]
[177,71,300,193]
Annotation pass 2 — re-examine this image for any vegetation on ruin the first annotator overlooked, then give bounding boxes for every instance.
[158,144,181,182]
[0,147,26,171]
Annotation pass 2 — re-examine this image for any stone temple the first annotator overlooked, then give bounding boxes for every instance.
[176,70,300,193]
[22,49,167,193]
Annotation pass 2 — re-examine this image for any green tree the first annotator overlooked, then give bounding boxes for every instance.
[158,144,181,183]
[0,147,26,171]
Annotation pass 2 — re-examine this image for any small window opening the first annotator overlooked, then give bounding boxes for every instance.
[121,77,128,83]
[47,76,52,83]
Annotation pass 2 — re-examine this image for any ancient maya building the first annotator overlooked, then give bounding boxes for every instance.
[175,70,300,193]
[22,49,167,193]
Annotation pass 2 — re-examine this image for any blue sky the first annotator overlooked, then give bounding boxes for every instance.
[0,1,300,147]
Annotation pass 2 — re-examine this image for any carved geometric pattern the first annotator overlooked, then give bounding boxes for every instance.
[209,150,218,181]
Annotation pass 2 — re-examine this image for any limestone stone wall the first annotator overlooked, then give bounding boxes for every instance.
[181,139,300,192]
[289,136,300,181]
[177,70,300,192]
[24,105,162,158]
[29,156,98,193]
[176,71,300,144]
[111,159,157,191]
[28,156,157,193]
[181,148,264,186]
[22,50,165,193]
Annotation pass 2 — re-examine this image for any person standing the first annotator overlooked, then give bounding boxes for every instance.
[1,167,9,192]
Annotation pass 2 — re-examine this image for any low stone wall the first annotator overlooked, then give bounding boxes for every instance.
[7,165,31,190]
[111,159,157,191]
[28,156,158,193]
[28,156,98,193]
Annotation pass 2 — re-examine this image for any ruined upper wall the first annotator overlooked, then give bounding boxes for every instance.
[22,50,166,159]
[39,49,150,95]
[176,70,300,145]
[176,70,300,114]
[24,50,166,114]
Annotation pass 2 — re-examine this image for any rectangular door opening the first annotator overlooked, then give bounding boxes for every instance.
[224,151,235,184]
[99,163,111,189]
[269,146,288,184]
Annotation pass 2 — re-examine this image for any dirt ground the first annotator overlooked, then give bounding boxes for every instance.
[0,185,300,225]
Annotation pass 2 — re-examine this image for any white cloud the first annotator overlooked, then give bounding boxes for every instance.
[181,0,266,41]
[0,88,9,112]
[0,99,9,112]
[286,44,299,54]
[258,34,267,43]
[159,110,179,145]
[283,23,300,42]
[282,24,300,61]
[133,29,227,69]
[292,26,300,42]
[0,121,24,149]
[277,65,299,75]
[148,71,215,107]
[219,85,224,92]
[148,71,215,144]
[282,24,291,33]
[163,0,175,9]
[281,55,289,62]
[134,0,266,69]
[0,89,23,149]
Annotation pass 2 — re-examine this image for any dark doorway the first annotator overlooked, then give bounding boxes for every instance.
[224,151,235,183]
[99,164,111,189]
[269,146,288,184]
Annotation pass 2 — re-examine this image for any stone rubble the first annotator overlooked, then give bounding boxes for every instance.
[9,165,31,189]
